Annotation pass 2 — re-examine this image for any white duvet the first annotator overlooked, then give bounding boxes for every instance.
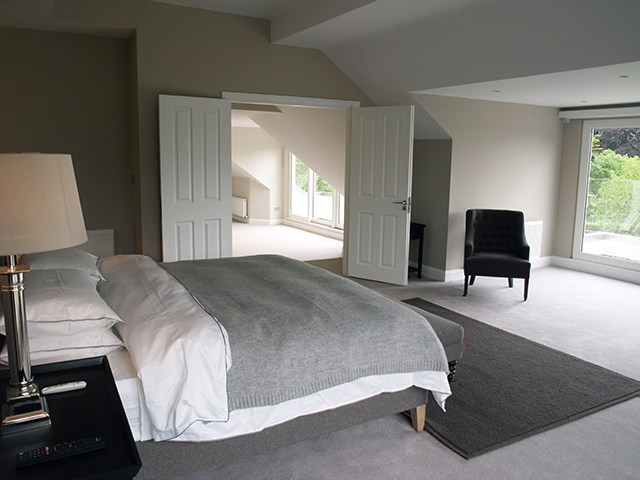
[98,255,451,443]
[98,255,232,441]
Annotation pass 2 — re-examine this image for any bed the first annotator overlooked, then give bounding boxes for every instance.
[0,249,451,479]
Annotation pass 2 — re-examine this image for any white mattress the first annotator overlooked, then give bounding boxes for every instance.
[106,348,450,443]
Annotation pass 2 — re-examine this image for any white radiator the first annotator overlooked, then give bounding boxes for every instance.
[78,229,115,259]
[232,196,248,218]
[525,221,543,258]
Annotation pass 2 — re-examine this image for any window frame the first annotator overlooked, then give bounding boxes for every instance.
[288,154,310,222]
[572,117,640,272]
[287,152,344,231]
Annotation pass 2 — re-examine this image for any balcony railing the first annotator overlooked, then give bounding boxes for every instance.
[584,178,640,262]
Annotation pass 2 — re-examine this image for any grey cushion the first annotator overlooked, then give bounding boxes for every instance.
[464,251,531,279]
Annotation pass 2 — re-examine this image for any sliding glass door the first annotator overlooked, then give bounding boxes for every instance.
[573,118,640,271]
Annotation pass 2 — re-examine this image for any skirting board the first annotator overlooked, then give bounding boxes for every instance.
[414,257,552,282]
[416,255,639,285]
[550,256,640,285]
[233,217,282,225]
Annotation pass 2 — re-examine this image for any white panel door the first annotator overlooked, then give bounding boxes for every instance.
[159,94,232,262]
[346,105,415,285]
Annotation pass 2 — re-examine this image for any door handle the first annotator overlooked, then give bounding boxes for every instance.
[393,199,410,212]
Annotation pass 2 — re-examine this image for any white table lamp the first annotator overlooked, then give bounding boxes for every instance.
[0,153,88,434]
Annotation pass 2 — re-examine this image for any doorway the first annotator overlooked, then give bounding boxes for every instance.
[161,92,416,285]
[229,103,347,261]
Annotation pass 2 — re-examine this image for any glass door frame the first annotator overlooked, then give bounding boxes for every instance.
[572,117,640,272]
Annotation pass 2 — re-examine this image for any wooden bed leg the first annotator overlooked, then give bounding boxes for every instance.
[410,404,426,432]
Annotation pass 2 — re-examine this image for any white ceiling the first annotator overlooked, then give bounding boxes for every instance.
[414,61,640,108]
[2,0,639,137]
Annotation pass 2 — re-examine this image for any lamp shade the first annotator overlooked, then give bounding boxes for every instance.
[0,154,88,256]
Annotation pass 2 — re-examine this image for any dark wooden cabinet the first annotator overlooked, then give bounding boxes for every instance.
[409,222,425,278]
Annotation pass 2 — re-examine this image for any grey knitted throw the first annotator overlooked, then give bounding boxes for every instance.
[162,255,448,411]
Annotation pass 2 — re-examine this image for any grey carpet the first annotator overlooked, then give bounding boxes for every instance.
[404,297,640,459]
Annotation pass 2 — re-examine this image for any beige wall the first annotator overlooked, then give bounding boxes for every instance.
[554,120,584,258]
[0,26,134,254]
[55,0,374,260]
[252,106,347,194]
[231,177,250,207]
[232,127,285,222]
[231,176,271,222]
[414,94,564,272]
[4,2,590,274]
[411,139,452,274]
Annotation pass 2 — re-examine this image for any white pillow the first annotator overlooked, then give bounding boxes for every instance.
[0,329,123,366]
[0,269,123,337]
[20,248,105,284]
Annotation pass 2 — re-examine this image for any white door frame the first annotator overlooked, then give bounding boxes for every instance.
[223,92,359,272]
[222,92,360,110]
[222,93,415,285]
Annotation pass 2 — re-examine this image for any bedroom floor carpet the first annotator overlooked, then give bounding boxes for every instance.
[403,297,640,459]
[232,222,343,261]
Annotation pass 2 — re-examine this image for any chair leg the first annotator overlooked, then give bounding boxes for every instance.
[470,275,476,285]
[524,278,529,301]
[508,277,513,288]
[463,275,469,296]
[448,360,458,382]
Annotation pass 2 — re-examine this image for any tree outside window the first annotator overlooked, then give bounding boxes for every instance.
[583,127,640,262]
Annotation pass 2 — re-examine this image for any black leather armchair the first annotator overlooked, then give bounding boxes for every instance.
[463,209,531,300]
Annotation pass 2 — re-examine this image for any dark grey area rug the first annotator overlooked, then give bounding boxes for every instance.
[404,297,640,459]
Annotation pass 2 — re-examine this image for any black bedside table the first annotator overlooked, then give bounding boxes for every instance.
[0,356,141,480]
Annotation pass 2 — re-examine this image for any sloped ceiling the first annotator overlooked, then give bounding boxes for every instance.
[152,0,640,138]
[2,0,639,138]
[250,106,347,194]
[268,0,640,139]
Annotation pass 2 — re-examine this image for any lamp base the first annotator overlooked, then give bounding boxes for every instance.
[1,391,51,435]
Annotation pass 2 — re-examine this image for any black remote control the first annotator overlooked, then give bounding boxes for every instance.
[16,435,105,468]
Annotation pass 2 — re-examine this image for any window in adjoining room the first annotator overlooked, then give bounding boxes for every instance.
[288,153,344,230]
